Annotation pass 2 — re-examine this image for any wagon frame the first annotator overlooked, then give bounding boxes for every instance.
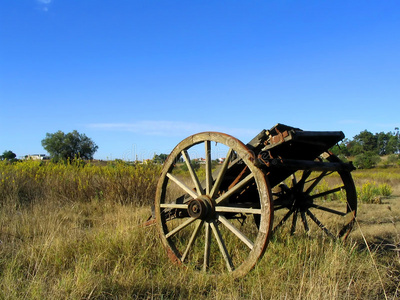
[151,124,357,278]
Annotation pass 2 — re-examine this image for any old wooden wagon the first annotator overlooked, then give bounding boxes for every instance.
[150,124,357,277]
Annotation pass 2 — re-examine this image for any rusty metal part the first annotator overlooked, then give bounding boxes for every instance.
[228,166,248,190]
[265,127,290,147]
[142,217,157,227]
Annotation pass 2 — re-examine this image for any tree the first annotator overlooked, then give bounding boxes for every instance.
[330,139,350,157]
[346,139,364,156]
[330,128,400,163]
[348,130,377,156]
[353,151,381,169]
[1,150,16,161]
[386,135,399,154]
[376,132,391,155]
[41,130,98,162]
[152,153,168,164]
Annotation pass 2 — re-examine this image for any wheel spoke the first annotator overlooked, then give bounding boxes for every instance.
[181,150,204,196]
[210,221,234,272]
[273,208,294,233]
[297,170,312,190]
[305,171,327,194]
[203,221,211,272]
[215,173,254,205]
[300,211,309,232]
[205,141,212,194]
[309,203,346,216]
[215,206,261,214]
[309,186,344,200]
[166,173,198,199]
[160,203,188,209]
[218,215,254,249]
[291,174,297,186]
[165,217,197,239]
[290,210,298,234]
[305,210,336,238]
[210,148,233,199]
[300,170,312,182]
[181,220,204,262]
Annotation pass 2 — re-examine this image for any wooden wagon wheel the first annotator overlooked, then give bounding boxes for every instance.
[155,132,273,277]
[272,153,357,240]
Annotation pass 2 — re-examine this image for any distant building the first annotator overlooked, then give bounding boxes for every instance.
[25,154,50,161]
[194,158,206,164]
[142,159,152,164]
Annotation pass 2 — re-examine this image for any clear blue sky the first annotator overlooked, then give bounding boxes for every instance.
[1,0,399,160]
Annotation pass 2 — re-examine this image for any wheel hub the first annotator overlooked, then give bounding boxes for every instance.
[187,196,214,220]
[292,192,312,212]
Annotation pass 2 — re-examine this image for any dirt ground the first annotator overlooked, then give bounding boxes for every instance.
[351,195,400,252]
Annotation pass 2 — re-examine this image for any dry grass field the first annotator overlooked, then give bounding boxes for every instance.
[0,160,399,299]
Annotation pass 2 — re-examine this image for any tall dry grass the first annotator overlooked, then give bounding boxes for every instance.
[352,167,400,195]
[0,159,161,207]
[0,161,399,299]
[1,199,398,299]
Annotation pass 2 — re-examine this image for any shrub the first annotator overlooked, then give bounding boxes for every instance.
[353,152,381,169]
[358,181,380,203]
[387,154,399,164]
[357,181,393,203]
[379,183,393,197]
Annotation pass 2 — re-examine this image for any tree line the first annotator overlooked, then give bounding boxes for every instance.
[330,128,400,168]
[2,128,399,169]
